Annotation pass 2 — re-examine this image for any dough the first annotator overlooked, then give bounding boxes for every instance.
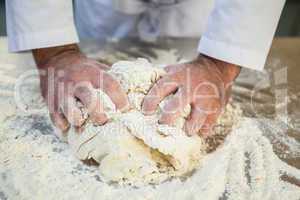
[67,58,239,186]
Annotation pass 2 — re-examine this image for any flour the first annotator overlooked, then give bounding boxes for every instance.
[1,114,300,200]
[0,57,299,199]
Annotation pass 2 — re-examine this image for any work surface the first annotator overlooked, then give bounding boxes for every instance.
[0,37,299,199]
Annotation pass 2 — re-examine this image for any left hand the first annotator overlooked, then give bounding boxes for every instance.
[142,55,240,136]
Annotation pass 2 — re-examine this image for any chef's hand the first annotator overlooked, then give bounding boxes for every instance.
[142,55,240,136]
[33,44,129,133]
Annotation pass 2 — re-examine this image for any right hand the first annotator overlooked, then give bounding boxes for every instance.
[33,44,129,133]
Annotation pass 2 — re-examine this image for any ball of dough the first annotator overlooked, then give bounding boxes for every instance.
[67,58,240,186]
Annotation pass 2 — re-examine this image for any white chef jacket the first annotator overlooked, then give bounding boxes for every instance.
[5,0,285,71]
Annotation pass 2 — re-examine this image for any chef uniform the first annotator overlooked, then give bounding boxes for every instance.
[5,0,285,70]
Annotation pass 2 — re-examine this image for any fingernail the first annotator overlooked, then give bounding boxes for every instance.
[120,101,131,113]
[158,116,169,125]
[60,124,70,133]
[184,125,195,137]
[53,127,68,142]
[91,113,108,125]
[75,126,84,134]
[55,120,70,133]
[74,118,86,127]
[142,107,155,115]
[200,128,212,138]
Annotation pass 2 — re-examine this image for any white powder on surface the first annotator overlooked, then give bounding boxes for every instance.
[0,58,299,200]
[1,114,300,200]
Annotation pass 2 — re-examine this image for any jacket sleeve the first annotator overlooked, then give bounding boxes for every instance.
[5,0,79,52]
[198,0,286,71]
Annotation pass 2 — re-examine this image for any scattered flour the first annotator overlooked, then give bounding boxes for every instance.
[1,115,300,199]
[0,58,299,199]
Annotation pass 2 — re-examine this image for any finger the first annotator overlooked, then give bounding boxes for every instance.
[92,71,129,111]
[74,84,108,125]
[50,110,70,133]
[200,112,220,137]
[85,60,111,71]
[95,62,111,71]
[61,95,86,127]
[184,104,207,136]
[224,85,232,105]
[159,88,190,125]
[142,76,178,115]
[164,64,185,73]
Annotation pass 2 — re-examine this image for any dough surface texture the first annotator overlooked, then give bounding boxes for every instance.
[67,58,233,186]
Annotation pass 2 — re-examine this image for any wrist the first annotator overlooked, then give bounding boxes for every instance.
[196,54,241,84]
[32,44,80,69]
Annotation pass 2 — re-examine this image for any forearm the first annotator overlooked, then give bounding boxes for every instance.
[32,44,80,69]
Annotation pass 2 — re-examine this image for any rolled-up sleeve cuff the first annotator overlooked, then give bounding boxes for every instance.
[8,26,79,52]
[198,36,268,71]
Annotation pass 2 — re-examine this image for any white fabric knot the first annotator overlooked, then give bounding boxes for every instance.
[112,0,188,41]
